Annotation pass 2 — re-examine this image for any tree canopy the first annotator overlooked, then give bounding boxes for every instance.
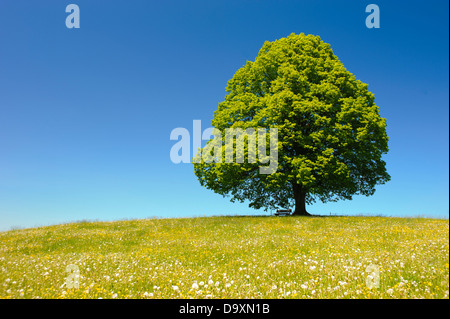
[193,33,390,215]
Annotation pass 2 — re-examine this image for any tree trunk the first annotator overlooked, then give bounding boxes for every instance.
[292,183,310,216]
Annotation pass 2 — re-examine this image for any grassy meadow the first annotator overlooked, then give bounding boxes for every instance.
[0,215,448,299]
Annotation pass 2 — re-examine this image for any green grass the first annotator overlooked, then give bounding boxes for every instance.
[0,216,448,299]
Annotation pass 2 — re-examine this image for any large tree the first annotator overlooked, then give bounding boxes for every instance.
[193,33,390,216]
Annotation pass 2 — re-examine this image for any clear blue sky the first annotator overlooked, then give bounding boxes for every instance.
[0,0,448,231]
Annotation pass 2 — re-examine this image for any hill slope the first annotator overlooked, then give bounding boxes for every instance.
[0,216,448,299]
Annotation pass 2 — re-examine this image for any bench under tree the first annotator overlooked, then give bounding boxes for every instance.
[274,208,292,216]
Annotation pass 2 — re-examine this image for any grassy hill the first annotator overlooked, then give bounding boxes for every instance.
[0,216,448,299]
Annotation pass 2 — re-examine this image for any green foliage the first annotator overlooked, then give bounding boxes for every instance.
[194,33,390,211]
